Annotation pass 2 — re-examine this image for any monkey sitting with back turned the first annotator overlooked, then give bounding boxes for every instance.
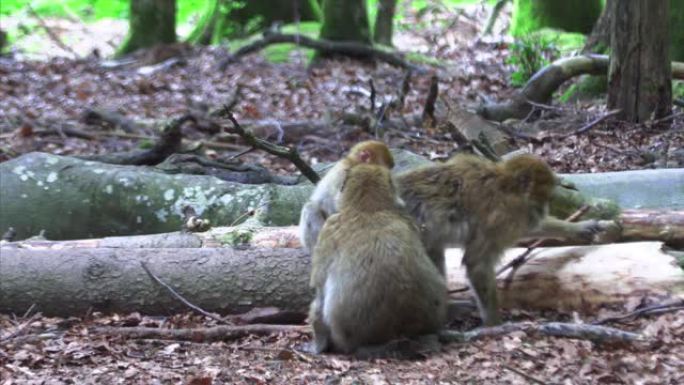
[308,159,447,356]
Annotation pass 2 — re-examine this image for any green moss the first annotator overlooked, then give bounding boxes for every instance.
[674,81,684,100]
[551,186,621,220]
[511,0,602,37]
[404,52,445,66]
[217,228,254,246]
[560,75,607,102]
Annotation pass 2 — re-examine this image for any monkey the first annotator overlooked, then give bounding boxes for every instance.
[298,140,395,252]
[309,163,447,355]
[395,153,604,325]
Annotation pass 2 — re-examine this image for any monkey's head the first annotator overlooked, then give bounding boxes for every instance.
[338,164,397,213]
[503,155,557,205]
[347,141,395,169]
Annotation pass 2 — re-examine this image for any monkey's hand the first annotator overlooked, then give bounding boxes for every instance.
[570,219,622,243]
[529,217,620,244]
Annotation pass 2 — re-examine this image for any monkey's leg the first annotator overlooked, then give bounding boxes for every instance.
[425,244,446,276]
[308,296,332,354]
[463,251,501,326]
[526,217,602,241]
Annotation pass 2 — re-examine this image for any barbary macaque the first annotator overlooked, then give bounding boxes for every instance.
[309,163,447,355]
[299,140,395,252]
[396,153,603,325]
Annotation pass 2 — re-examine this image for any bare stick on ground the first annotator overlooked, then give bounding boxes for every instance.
[438,321,646,344]
[219,32,424,72]
[593,299,684,325]
[94,324,308,342]
[140,262,227,324]
[224,109,320,184]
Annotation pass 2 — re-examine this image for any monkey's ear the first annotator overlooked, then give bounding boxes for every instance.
[358,150,372,163]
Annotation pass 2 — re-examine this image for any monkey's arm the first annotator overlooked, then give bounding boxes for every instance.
[526,217,604,241]
[309,215,342,288]
[299,201,327,252]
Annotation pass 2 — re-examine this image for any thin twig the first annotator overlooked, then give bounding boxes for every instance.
[502,365,548,385]
[369,78,376,113]
[558,109,621,139]
[593,299,684,325]
[0,312,41,343]
[221,32,423,72]
[421,75,439,125]
[93,324,308,342]
[224,109,320,184]
[650,111,684,126]
[140,262,227,324]
[27,5,79,58]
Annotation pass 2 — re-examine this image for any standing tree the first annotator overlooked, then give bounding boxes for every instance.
[607,0,672,123]
[374,0,397,46]
[320,0,371,44]
[510,0,602,37]
[117,0,176,56]
[187,0,322,45]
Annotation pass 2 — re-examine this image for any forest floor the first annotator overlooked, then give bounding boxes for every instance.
[1,3,683,384]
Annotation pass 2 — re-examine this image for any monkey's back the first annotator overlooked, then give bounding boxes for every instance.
[319,211,447,353]
[396,155,538,251]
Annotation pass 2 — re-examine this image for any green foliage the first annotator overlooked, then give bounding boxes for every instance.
[1,0,208,24]
[559,75,607,103]
[506,33,560,87]
[674,81,684,100]
[510,0,602,37]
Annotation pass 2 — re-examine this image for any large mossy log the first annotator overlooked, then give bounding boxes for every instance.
[0,242,681,317]
[0,151,627,241]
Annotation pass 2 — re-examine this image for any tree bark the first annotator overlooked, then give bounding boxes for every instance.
[117,0,176,56]
[607,0,672,123]
[373,0,397,46]
[319,0,371,47]
[583,0,614,53]
[1,242,681,317]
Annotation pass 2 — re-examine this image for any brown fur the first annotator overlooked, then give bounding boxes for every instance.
[396,153,599,325]
[309,164,446,354]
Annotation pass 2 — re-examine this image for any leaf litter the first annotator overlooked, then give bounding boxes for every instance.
[1,3,683,384]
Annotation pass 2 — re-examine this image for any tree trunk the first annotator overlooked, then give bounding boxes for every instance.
[373,0,397,46]
[187,0,322,44]
[510,0,602,37]
[1,242,681,317]
[117,0,176,56]
[583,0,614,53]
[607,0,672,123]
[672,0,684,61]
[319,0,371,45]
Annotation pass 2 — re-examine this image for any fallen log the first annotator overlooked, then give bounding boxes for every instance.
[1,240,681,317]
[5,207,682,250]
[478,54,684,121]
[2,151,622,241]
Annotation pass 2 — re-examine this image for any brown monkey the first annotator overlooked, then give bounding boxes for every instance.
[299,140,396,252]
[395,153,603,325]
[309,163,447,355]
